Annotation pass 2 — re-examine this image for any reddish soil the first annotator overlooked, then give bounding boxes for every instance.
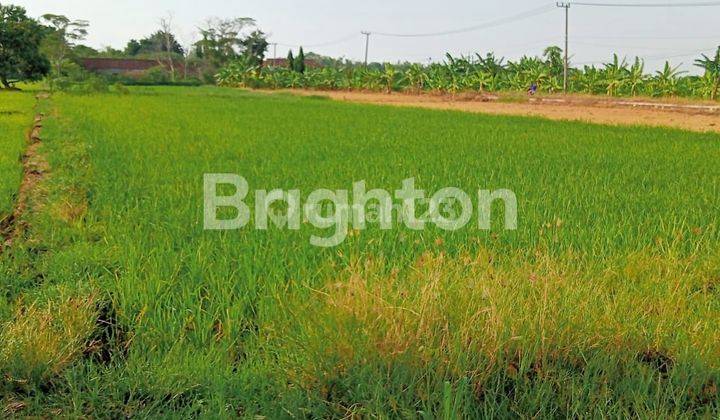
[276,89,720,134]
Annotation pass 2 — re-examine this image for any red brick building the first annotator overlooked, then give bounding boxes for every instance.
[81,58,159,75]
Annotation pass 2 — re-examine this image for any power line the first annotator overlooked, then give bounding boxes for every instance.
[573,46,717,65]
[371,4,555,38]
[572,1,720,7]
[575,35,720,40]
[556,0,720,92]
[574,40,710,51]
[268,5,558,54]
[400,39,561,62]
[269,2,719,66]
[644,47,717,60]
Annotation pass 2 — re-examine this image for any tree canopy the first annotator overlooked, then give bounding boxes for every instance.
[195,17,266,67]
[0,4,50,88]
[125,31,184,57]
[240,30,268,67]
[41,13,89,76]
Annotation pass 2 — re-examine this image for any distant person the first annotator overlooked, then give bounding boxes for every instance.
[528,82,538,96]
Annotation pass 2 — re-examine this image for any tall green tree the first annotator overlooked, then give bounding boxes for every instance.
[40,14,89,77]
[124,39,142,56]
[295,46,306,74]
[240,30,268,67]
[195,17,255,66]
[286,50,295,71]
[0,4,50,88]
[125,31,184,57]
[543,46,564,78]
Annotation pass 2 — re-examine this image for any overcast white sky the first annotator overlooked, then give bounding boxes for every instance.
[14,0,720,72]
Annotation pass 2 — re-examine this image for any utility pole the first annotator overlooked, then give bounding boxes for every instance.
[557,2,570,93]
[271,43,277,61]
[361,31,371,66]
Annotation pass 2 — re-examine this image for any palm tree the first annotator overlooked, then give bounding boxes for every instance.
[694,46,720,100]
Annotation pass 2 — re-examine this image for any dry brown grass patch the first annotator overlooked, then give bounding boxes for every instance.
[0,292,99,388]
[271,247,720,386]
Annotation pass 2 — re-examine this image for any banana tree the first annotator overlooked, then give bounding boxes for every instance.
[425,64,450,93]
[314,67,343,90]
[213,43,720,101]
[545,76,563,93]
[502,72,525,91]
[525,66,551,92]
[626,57,646,96]
[403,64,428,93]
[469,69,493,93]
[362,68,383,92]
[694,72,719,99]
[346,68,366,91]
[694,46,720,100]
[574,66,602,94]
[475,52,506,77]
[379,64,399,93]
[651,61,686,97]
[215,57,260,87]
[601,54,629,96]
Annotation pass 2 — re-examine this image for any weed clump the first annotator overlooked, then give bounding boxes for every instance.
[0,291,99,391]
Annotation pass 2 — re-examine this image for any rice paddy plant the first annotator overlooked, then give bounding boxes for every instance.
[1,86,719,416]
[0,91,34,218]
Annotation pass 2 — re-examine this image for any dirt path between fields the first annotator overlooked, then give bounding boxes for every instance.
[0,94,49,251]
[278,90,720,134]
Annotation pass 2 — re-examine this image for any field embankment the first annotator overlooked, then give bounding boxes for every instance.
[0,91,36,245]
[274,89,720,133]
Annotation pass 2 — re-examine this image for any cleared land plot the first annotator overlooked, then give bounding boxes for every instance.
[2,86,720,417]
[280,89,720,134]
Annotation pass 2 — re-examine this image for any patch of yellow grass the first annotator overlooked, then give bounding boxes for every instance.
[268,248,720,386]
[0,292,98,386]
[51,193,88,225]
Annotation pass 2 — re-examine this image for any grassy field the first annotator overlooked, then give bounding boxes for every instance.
[1,86,720,417]
[0,91,35,219]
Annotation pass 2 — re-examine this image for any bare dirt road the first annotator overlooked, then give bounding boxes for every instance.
[278,90,720,134]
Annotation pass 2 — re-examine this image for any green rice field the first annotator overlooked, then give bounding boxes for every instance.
[0,91,35,218]
[1,86,720,417]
